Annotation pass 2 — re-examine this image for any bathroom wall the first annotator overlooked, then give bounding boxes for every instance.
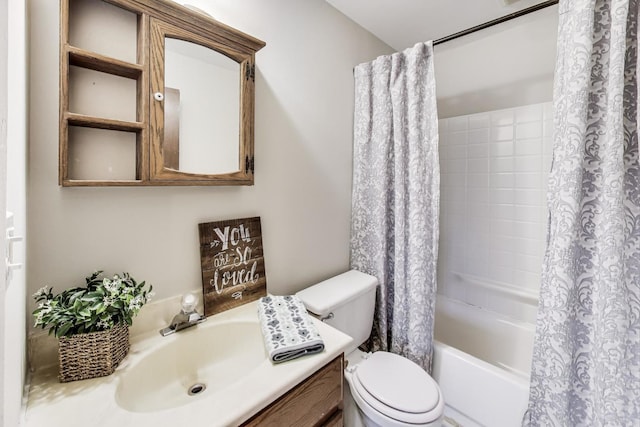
[433,5,558,321]
[438,102,552,323]
[434,4,558,118]
[3,0,28,426]
[27,0,393,337]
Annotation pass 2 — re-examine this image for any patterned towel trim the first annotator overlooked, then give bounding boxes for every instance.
[257,295,325,363]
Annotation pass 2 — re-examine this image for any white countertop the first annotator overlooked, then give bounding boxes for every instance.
[23,300,353,427]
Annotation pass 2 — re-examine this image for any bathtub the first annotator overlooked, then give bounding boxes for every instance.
[432,295,536,427]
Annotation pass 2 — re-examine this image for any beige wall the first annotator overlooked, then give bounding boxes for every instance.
[434,4,558,118]
[27,0,392,334]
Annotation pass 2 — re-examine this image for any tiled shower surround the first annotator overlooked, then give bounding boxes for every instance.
[437,102,553,323]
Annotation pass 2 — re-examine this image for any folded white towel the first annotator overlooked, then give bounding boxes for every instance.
[257,295,325,363]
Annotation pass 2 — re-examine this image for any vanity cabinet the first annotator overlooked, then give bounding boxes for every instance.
[242,355,344,427]
[59,0,265,186]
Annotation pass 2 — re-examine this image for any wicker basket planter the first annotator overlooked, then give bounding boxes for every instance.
[57,323,130,382]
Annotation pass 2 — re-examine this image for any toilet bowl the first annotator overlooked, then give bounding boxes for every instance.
[295,270,444,427]
[344,350,444,427]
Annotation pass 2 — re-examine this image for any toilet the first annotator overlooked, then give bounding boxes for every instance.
[296,270,444,427]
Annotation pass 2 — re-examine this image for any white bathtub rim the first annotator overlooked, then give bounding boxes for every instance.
[433,340,530,384]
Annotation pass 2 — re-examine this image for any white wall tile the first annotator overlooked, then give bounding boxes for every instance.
[516,122,543,139]
[515,173,542,188]
[491,109,514,126]
[445,279,468,303]
[439,144,449,160]
[466,255,489,277]
[446,189,467,204]
[444,201,467,215]
[468,113,490,129]
[437,102,552,321]
[491,249,514,268]
[467,202,490,218]
[491,141,514,157]
[490,219,514,236]
[467,188,489,204]
[515,138,543,156]
[469,128,490,144]
[448,144,467,159]
[490,173,515,188]
[449,116,468,132]
[514,254,543,274]
[515,155,541,172]
[444,172,467,188]
[467,231,491,254]
[467,143,488,158]
[515,104,543,123]
[543,155,553,176]
[512,220,544,239]
[490,204,515,220]
[492,126,514,141]
[515,270,542,289]
[490,188,515,204]
[488,265,514,285]
[490,156,514,173]
[515,205,544,223]
[446,252,467,278]
[489,234,515,253]
[467,173,489,188]
[543,135,553,155]
[449,131,467,145]
[513,237,544,256]
[468,158,489,173]
[444,158,466,173]
[514,189,543,206]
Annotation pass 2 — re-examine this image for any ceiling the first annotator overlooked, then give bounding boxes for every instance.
[326,0,554,51]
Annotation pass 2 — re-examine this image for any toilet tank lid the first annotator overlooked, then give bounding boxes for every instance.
[296,270,378,317]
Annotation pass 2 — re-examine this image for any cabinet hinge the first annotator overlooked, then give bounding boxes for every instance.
[245,155,255,174]
[245,63,255,82]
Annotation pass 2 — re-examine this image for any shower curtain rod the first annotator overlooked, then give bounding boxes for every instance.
[433,0,559,46]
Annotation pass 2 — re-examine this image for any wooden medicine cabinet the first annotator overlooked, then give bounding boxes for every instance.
[59,0,265,186]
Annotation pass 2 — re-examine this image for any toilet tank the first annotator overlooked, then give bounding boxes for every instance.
[296,270,378,353]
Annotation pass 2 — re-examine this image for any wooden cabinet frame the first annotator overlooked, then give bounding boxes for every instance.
[59,0,265,186]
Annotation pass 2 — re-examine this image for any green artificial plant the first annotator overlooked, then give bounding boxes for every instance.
[33,271,153,338]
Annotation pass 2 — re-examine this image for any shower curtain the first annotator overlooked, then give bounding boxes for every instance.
[350,42,440,372]
[525,0,640,425]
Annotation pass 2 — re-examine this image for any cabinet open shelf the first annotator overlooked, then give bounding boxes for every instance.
[62,179,143,187]
[67,46,143,80]
[65,112,144,132]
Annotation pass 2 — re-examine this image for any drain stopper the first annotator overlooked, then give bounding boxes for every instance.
[188,383,206,396]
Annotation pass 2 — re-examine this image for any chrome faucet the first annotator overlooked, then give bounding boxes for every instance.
[159,293,206,336]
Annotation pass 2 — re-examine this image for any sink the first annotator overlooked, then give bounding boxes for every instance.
[116,320,266,412]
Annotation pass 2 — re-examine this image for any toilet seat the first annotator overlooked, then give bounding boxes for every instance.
[348,351,443,425]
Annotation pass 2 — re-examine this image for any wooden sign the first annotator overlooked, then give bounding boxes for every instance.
[198,216,267,316]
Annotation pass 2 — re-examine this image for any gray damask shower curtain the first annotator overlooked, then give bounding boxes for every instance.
[525,0,640,424]
[350,42,440,372]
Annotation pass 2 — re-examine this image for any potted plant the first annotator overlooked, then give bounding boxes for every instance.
[32,270,153,382]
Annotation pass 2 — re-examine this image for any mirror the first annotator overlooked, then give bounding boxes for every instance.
[164,38,240,175]
[149,16,261,185]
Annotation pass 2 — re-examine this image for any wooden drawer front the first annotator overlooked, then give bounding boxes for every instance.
[321,410,343,427]
[242,355,344,427]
